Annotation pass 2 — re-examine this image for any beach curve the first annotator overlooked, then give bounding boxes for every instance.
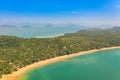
[1,46,120,80]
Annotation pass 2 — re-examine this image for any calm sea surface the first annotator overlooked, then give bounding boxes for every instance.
[0,26,85,38]
[18,48,120,80]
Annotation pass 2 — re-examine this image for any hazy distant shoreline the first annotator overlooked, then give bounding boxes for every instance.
[1,46,120,80]
[0,26,84,38]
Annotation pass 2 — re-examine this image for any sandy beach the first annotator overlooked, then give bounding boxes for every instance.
[1,46,120,80]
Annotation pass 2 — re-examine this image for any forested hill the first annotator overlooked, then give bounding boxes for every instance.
[1,27,120,78]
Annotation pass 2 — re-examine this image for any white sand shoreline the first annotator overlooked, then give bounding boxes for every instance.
[1,46,120,80]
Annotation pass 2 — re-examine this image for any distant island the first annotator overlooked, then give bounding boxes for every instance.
[0,25,17,27]
[0,25,31,28]
[0,24,82,28]
[0,27,120,79]
[22,25,31,28]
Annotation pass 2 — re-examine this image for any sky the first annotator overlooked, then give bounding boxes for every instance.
[0,0,120,25]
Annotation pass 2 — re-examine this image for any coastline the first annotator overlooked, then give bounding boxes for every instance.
[1,46,120,80]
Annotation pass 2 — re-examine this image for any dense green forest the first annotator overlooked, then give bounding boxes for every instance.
[0,27,120,78]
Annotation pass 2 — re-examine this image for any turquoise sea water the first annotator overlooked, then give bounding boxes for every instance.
[0,26,85,38]
[18,48,120,80]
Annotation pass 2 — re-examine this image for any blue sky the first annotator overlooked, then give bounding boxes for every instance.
[0,0,120,25]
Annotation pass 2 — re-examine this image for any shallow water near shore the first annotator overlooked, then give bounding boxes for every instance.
[17,48,120,80]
